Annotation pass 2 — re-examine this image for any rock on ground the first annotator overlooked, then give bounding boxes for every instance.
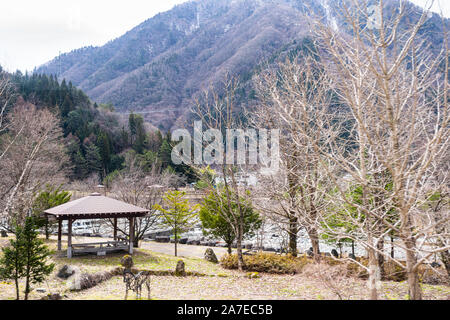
[175,260,186,276]
[57,265,78,279]
[204,248,219,263]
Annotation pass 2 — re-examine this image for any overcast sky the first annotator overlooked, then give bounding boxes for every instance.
[0,0,448,73]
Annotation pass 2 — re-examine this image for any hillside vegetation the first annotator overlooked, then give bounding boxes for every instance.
[36,0,449,130]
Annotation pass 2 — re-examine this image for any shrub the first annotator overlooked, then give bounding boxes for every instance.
[217,273,229,278]
[246,272,260,279]
[344,261,367,279]
[383,261,407,282]
[420,266,449,286]
[220,253,310,274]
[69,268,117,291]
[321,255,344,266]
[113,267,207,277]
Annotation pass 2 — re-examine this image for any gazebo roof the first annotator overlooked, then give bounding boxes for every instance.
[44,193,149,220]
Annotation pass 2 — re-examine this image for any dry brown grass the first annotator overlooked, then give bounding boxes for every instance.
[0,236,449,300]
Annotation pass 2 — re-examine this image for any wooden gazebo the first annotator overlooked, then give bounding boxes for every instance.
[44,193,149,258]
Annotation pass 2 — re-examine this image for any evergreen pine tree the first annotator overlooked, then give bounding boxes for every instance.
[128,112,137,145]
[0,227,25,300]
[21,217,55,300]
[61,93,73,117]
[74,149,89,179]
[32,185,71,239]
[158,139,173,169]
[85,143,103,177]
[153,191,199,257]
[97,132,111,177]
[120,126,129,149]
[0,217,54,300]
[134,119,146,153]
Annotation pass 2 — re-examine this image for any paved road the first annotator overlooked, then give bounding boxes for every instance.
[140,240,233,259]
[47,234,234,259]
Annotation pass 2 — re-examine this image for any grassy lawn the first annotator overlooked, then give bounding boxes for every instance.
[0,235,449,300]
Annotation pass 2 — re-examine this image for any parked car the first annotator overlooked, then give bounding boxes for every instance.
[187,238,200,245]
[155,236,170,243]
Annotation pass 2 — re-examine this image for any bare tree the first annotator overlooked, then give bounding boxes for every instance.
[251,0,448,300]
[67,173,103,198]
[0,101,69,229]
[254,168,302,256]
[0,72,19,163]
[252,56,335,261]
[307,0,450,300]
[426,152,450,277]
[192,76,257,271]
[109,152,173,247]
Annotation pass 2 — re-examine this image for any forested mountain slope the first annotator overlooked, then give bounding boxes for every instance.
[36,0,449,130]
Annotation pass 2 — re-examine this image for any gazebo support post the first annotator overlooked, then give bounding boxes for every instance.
[57,218,62,251]
[128,217,134,254]
[67,218,73,258]
[113,217,117,241]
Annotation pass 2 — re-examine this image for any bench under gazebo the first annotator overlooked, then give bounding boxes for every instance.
[44,192,149,258]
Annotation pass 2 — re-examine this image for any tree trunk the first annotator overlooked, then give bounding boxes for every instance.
[376,238,385,280]
[175,239,178,257]
[227,243,232,254]
[24,275,30,300]
[351,241,355,256]
[133,232,140,248]
[15,277,20,300]
[404,237,422,300]
[307,228,320,262]
[406,267,422,300]
[45,218,49,240]
[174,226,178,257]
[434,208,449,278]
[390,236,394,258]
[439,248,450,278]
[288,215,298,257]
[435,235,450,278]
[367,247,378,300]
[236,219,244,271]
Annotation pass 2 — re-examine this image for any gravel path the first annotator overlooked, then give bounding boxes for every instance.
[140,241,232,259]
[44,234,244,259]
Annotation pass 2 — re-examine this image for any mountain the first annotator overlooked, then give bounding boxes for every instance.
[35,0,449,131]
